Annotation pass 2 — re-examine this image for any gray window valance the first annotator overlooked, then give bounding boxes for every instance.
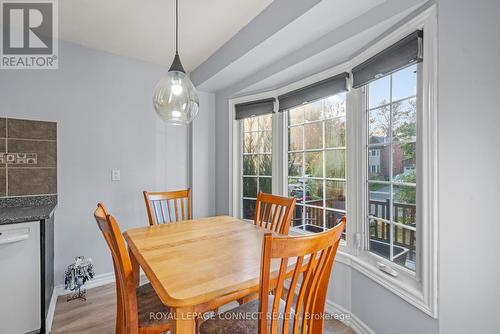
[234,98,275,120]
[352,30,423,88]
[278,72,349,112]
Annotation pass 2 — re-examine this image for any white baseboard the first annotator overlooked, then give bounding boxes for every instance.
[45,288,58,333]
[325,300,375,334]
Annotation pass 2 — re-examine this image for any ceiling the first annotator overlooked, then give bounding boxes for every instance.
[194,0,385,92]
[58,0,273,71]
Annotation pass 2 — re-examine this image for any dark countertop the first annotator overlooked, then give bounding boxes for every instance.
[0,195,57,225]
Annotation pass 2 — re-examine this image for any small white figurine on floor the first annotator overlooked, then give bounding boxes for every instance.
[64,256,95,301]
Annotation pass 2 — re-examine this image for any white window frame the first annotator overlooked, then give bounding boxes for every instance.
[228,6,438,318]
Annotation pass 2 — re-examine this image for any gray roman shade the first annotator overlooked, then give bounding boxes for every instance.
[235,98,275,120]
[352,30,423,88]
[278,72,349,112]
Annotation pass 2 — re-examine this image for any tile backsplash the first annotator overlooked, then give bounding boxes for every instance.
[0,118,57,197]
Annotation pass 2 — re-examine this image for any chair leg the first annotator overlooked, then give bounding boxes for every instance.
[195,316,203,334]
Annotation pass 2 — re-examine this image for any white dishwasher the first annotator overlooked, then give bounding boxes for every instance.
[0,222,41,334]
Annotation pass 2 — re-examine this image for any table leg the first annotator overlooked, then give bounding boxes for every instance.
[174,306,196,334]
[128,247,140,288]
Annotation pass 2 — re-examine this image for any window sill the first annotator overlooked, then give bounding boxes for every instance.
[335,250,437,318]
[290,228,435,318]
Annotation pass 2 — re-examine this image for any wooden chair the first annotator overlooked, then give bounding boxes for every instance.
[237,192,296,305]
[200,217,346,334]
[143,189,191,225]
[93,203,173,334]
[254,192,297,235]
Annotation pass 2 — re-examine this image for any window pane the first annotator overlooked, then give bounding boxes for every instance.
[393,98,417,143]
[243,177,257,198]
[304,100,323,121]
[286,93,348,234]
[392,65,417,101]
[305,152,323,177]
[325,150,345,179]
[304,179,323,205]
[304,122,323,149]
[324,93,346,118]
[368,145,389,181]
[393,142,416,183]
[288,178,305,204]
[393,185,416,223]
[304,206,324,231]
[243,199,256,220]
[325,180,346,211]
[325,118,346,148]
[325,210,346,239]
[394,194,416,230]
[259,131,272,153]
[393,226,416,271]
[243,155,257,175]
[243,117,258,132]
[288,126,303,151]
[289,106,304,125]
[243,132,258,153]
[258,114,272,130]
[259,154,272,176]
[241,114,272,224]
[288,153,303,177]
[369,218,392,261]
[369,75,390,109]
[368,183,391,220]
[291,205,305,228]
[369,106,390,145]
[259,177,272,194]
[366,65,419,272]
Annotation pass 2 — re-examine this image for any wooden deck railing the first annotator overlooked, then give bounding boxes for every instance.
[369,199,416,261]
[291,198,416,262]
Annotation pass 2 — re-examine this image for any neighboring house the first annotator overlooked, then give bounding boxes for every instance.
[369,136,413,180]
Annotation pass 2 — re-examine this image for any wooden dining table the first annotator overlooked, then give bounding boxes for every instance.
[124,215,285,334]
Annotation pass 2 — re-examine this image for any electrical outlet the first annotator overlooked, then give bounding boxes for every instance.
[111,169,120,181]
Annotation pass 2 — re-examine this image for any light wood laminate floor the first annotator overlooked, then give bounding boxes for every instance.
[51,283,355,334]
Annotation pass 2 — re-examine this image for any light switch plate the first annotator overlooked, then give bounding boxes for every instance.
[111,169,120,181]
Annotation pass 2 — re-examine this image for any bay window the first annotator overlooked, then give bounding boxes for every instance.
[231,14,437,316]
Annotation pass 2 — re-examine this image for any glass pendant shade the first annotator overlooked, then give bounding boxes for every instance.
[153,68,199,125]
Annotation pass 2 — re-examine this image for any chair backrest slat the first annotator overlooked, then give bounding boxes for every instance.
[258,217,346,334]
[143,189,191,225]
[93,203,138,334]
[254,192,296,235]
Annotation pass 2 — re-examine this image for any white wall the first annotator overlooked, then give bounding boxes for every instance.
[437,0,500,333]
[192,91,216,217]
[0,41,192,284]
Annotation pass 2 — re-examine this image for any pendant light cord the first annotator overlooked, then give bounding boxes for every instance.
[175,0,179,54]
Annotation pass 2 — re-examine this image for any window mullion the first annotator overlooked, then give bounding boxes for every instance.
[322,117,326,231]
[389,73,394,262]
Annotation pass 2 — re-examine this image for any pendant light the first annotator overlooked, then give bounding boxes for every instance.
[153,0,199,125]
